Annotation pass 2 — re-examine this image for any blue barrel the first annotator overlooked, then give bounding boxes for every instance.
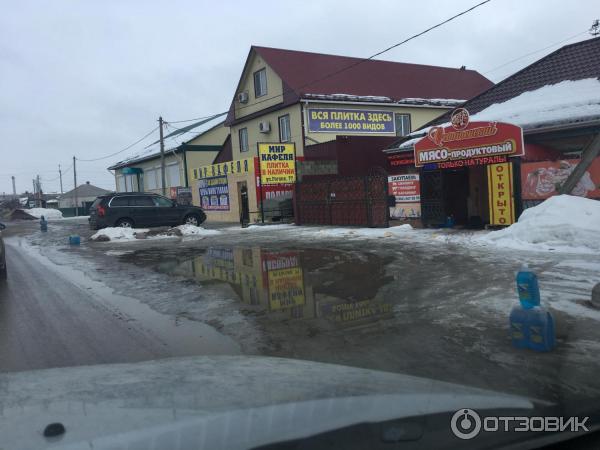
[69,235,81,246]
[516,264,540,309]
[509,305,555,352]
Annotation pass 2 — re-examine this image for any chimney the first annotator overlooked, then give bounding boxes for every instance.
[459,65,466,71]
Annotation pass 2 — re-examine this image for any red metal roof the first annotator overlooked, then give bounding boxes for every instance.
[254,46,494,100]
[226,46,493,125]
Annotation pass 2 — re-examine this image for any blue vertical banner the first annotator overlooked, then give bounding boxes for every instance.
[198,175,229,211]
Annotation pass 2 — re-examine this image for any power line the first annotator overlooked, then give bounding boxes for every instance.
[76,126,159,162]
[483,30,589,75]
[168,0,492,124]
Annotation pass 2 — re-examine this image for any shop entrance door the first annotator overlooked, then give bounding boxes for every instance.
[238,181,249,226]
[421,170,445,226]
[443,169,469,226]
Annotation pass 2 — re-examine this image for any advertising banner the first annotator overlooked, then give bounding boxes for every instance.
[196,157,253,180]
[198,175,230,211]
[388,174,420,202]
[307,108,395,134]
[176,187,192,206]
[521,158,600,200]
[388,174,421,219]
[414,108,524,168]
[258,143,296,185]
[487,162,515,225]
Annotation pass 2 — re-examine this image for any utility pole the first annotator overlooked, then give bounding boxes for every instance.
[11,176,16,198]
[159,116,166,196]
[36,174,42,207]
[59,164,64,194]
[73,156,78,216]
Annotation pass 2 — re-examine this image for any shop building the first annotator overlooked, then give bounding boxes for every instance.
[385,37,600,228]
[193,46,493,223]
[109,118,228,204]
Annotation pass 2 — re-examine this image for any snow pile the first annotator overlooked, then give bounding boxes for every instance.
[27,208,63,220]
[478,195,600,253]
[314,224,413,239]
[176,225,222,236]
[90,227,148,241]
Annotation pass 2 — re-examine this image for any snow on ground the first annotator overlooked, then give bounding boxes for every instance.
[91,225,221,242]
[229,223,414,239]
[176,224,221,237]
[476,195,600,254]
[91,227,148,241]
[27,208,63,220]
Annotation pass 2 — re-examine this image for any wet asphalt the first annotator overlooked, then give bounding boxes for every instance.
[2,218,600,407]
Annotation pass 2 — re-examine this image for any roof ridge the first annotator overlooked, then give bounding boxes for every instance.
[252,45,485,74]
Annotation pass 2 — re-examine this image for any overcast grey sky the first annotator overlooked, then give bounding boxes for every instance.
[1,0,597,194]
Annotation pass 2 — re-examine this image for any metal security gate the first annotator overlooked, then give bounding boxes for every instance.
[420,169,445,226]
[295,175,388,227]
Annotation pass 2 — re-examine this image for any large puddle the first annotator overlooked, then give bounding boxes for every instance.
[154,246,396,329]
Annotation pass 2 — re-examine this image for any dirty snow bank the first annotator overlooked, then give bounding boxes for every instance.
[176,224,222,236]
[91,225,221,242]
[477,195,600,253]
[90,227,149,241]
[313,224,413,239]
[27,208,63,220]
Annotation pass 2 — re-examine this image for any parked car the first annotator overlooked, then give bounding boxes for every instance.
[0,222,6,280]
[89,192,207,230]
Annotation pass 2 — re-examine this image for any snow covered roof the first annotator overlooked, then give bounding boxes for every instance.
[108,117,225,170]
[302,93,465,108]
[389,78,600,152]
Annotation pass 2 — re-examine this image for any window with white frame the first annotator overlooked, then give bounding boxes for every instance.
[144,168,160,190]
[253,68,267,97]
[167,163,181,187]
[239,128,249,152]
[124,174,137,192]
[395,113,411,137]
[278,114,291,142]
[117,175,126,192]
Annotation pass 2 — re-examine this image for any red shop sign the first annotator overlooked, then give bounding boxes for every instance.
[414,108,524,168]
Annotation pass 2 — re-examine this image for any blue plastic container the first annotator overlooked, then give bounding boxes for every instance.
[509,305,555,352]
[516,264,540,309]
[69,235,81,246]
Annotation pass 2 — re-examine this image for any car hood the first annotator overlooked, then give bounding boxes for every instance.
[0,355,537,449]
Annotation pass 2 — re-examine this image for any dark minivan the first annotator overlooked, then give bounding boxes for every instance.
[89,192,206,230]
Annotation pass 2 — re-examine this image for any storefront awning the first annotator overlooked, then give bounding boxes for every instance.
[121,167,143,175]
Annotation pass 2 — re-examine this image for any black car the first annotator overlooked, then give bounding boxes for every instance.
[89,192,206,230]
[0,222,6,280]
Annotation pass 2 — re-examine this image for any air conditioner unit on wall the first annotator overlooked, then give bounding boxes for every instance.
[259,121,271,133]
[238,92,249,104]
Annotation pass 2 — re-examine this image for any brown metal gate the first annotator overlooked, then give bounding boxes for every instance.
[295,175,389,227]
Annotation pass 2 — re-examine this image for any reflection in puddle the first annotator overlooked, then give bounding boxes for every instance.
[164,247,394,328]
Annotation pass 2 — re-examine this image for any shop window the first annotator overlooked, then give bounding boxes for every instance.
[239,127,249,153]
[117,175,126,192]
[395,113,411,136]
[254,68,267,98]
[278,114,291,142]
[124,174,137,192]
[167,163,181,187]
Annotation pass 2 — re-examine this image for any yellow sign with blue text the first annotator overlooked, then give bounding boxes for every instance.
[258,143,296,185]
[487,162,516,225]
